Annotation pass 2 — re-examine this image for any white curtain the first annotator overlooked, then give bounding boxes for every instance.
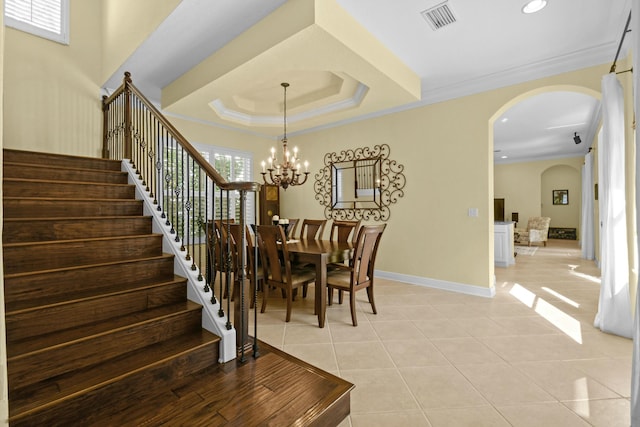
[631,3,640,425]
[581,152,595,260]
[594,73,633,339]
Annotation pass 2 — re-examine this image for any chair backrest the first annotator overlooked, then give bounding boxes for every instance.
[286,218,299,240]
[527,217,551,232]
[298,219,327,240]
[226,223,245,273]
[329,220,361,244]
[350,224,386,286]
[212,220,236,272]
[256,225,290,284]
[245,225,260,277]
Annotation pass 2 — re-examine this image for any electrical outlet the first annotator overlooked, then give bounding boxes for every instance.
[468,208,479,217]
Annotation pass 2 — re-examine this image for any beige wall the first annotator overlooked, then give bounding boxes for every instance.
[541,165,581,231]
[101,0,180,84]
[495,157,583,235]
[168,115,271,167]
[3,0,103,157]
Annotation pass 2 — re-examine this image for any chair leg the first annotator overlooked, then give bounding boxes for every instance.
[302,283,308,298]
[285,288,293,322]
[349,291,358,326]
[366,285,377,315]
[327,287,334,306]
[338,290,344,304]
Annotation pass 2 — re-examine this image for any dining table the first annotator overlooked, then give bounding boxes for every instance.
[285,238,353,328]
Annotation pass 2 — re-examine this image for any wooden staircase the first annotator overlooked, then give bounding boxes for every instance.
[2,149,353,426]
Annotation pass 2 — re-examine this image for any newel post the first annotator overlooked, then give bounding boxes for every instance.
[101,95,109,159]
[123,72,133,160]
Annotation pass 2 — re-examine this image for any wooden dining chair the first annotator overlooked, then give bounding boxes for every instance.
[286,218,299,240]
[208,220,237,300]
[326,224,386,326]
[329,220,361,244]
[256,225,316,322]
[245,225,263,309]
[328,220,361,303]
[220,222,242,301]
[298,219,327,240]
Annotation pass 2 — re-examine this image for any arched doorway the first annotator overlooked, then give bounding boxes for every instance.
[489,85,600,242]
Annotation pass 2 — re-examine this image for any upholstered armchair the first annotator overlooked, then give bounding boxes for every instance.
[514,217,551,246]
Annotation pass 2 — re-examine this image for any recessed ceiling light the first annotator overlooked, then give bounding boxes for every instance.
[522,0,547,14]
[501,155,508,159]
[501,117,509,123]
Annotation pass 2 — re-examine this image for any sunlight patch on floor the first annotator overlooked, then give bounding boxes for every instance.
[508,283,583,343]
[568,269,601,284]
[572,377,591,417]
[535,298,583,344]
[542,286,580,308]
[509,283,536,308]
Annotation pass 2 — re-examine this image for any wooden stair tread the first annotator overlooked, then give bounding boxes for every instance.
[3,177,132,186]
[4,254,178,311]
[3,234,164,275]
[6,273,185,313]
[3,149,122,171]
[9,330,220,418]
[3,160,128,175]
[3,233,162,248]
[3,253,175,281]
[8,301,202,358]
[2,216,153,243]
[3,215,151,222]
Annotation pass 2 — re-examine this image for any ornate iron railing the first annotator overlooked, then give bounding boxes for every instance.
[102,72,260,362]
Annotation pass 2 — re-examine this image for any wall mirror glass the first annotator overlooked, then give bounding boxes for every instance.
[331,158,382,209]
[315,143,405,221]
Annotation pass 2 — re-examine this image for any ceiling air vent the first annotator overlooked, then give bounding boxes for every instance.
[421,1,457,30]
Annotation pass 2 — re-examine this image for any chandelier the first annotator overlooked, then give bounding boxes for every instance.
[261,82,309,190]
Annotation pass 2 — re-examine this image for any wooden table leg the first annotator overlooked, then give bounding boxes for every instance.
[315,254,328,328]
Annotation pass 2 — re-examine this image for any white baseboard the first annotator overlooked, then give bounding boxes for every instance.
[375,270,496,298]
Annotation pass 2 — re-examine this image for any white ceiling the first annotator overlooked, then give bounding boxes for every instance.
[103,0,632,164]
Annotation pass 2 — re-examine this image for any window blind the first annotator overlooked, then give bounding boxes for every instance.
[5,0,68,44]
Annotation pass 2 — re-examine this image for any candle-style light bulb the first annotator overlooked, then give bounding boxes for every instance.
[261,161,266,173]
[304,161,309,172]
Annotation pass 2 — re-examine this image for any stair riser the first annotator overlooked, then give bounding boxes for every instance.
[8,307,203,390]
[9,340,219,427]
[4,256,177,311]
[4,149,122,171]
[4,179,136,199]
[3,163,129,184]
[3,217,153,243]
[6,281,187,343]
[4,198,143,218]
[3,235,164,274]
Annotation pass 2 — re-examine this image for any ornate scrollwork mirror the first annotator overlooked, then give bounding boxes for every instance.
[314,144,405,221]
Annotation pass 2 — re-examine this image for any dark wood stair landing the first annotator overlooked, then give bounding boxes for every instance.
[108,340,353,427]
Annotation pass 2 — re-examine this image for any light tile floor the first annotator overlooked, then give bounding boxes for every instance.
[250,239,632,426]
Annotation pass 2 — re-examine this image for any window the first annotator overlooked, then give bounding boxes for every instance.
[194,143,256,224]
[5,0,69,45]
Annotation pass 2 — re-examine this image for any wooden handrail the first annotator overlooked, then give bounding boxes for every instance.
[105,72,261,193]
